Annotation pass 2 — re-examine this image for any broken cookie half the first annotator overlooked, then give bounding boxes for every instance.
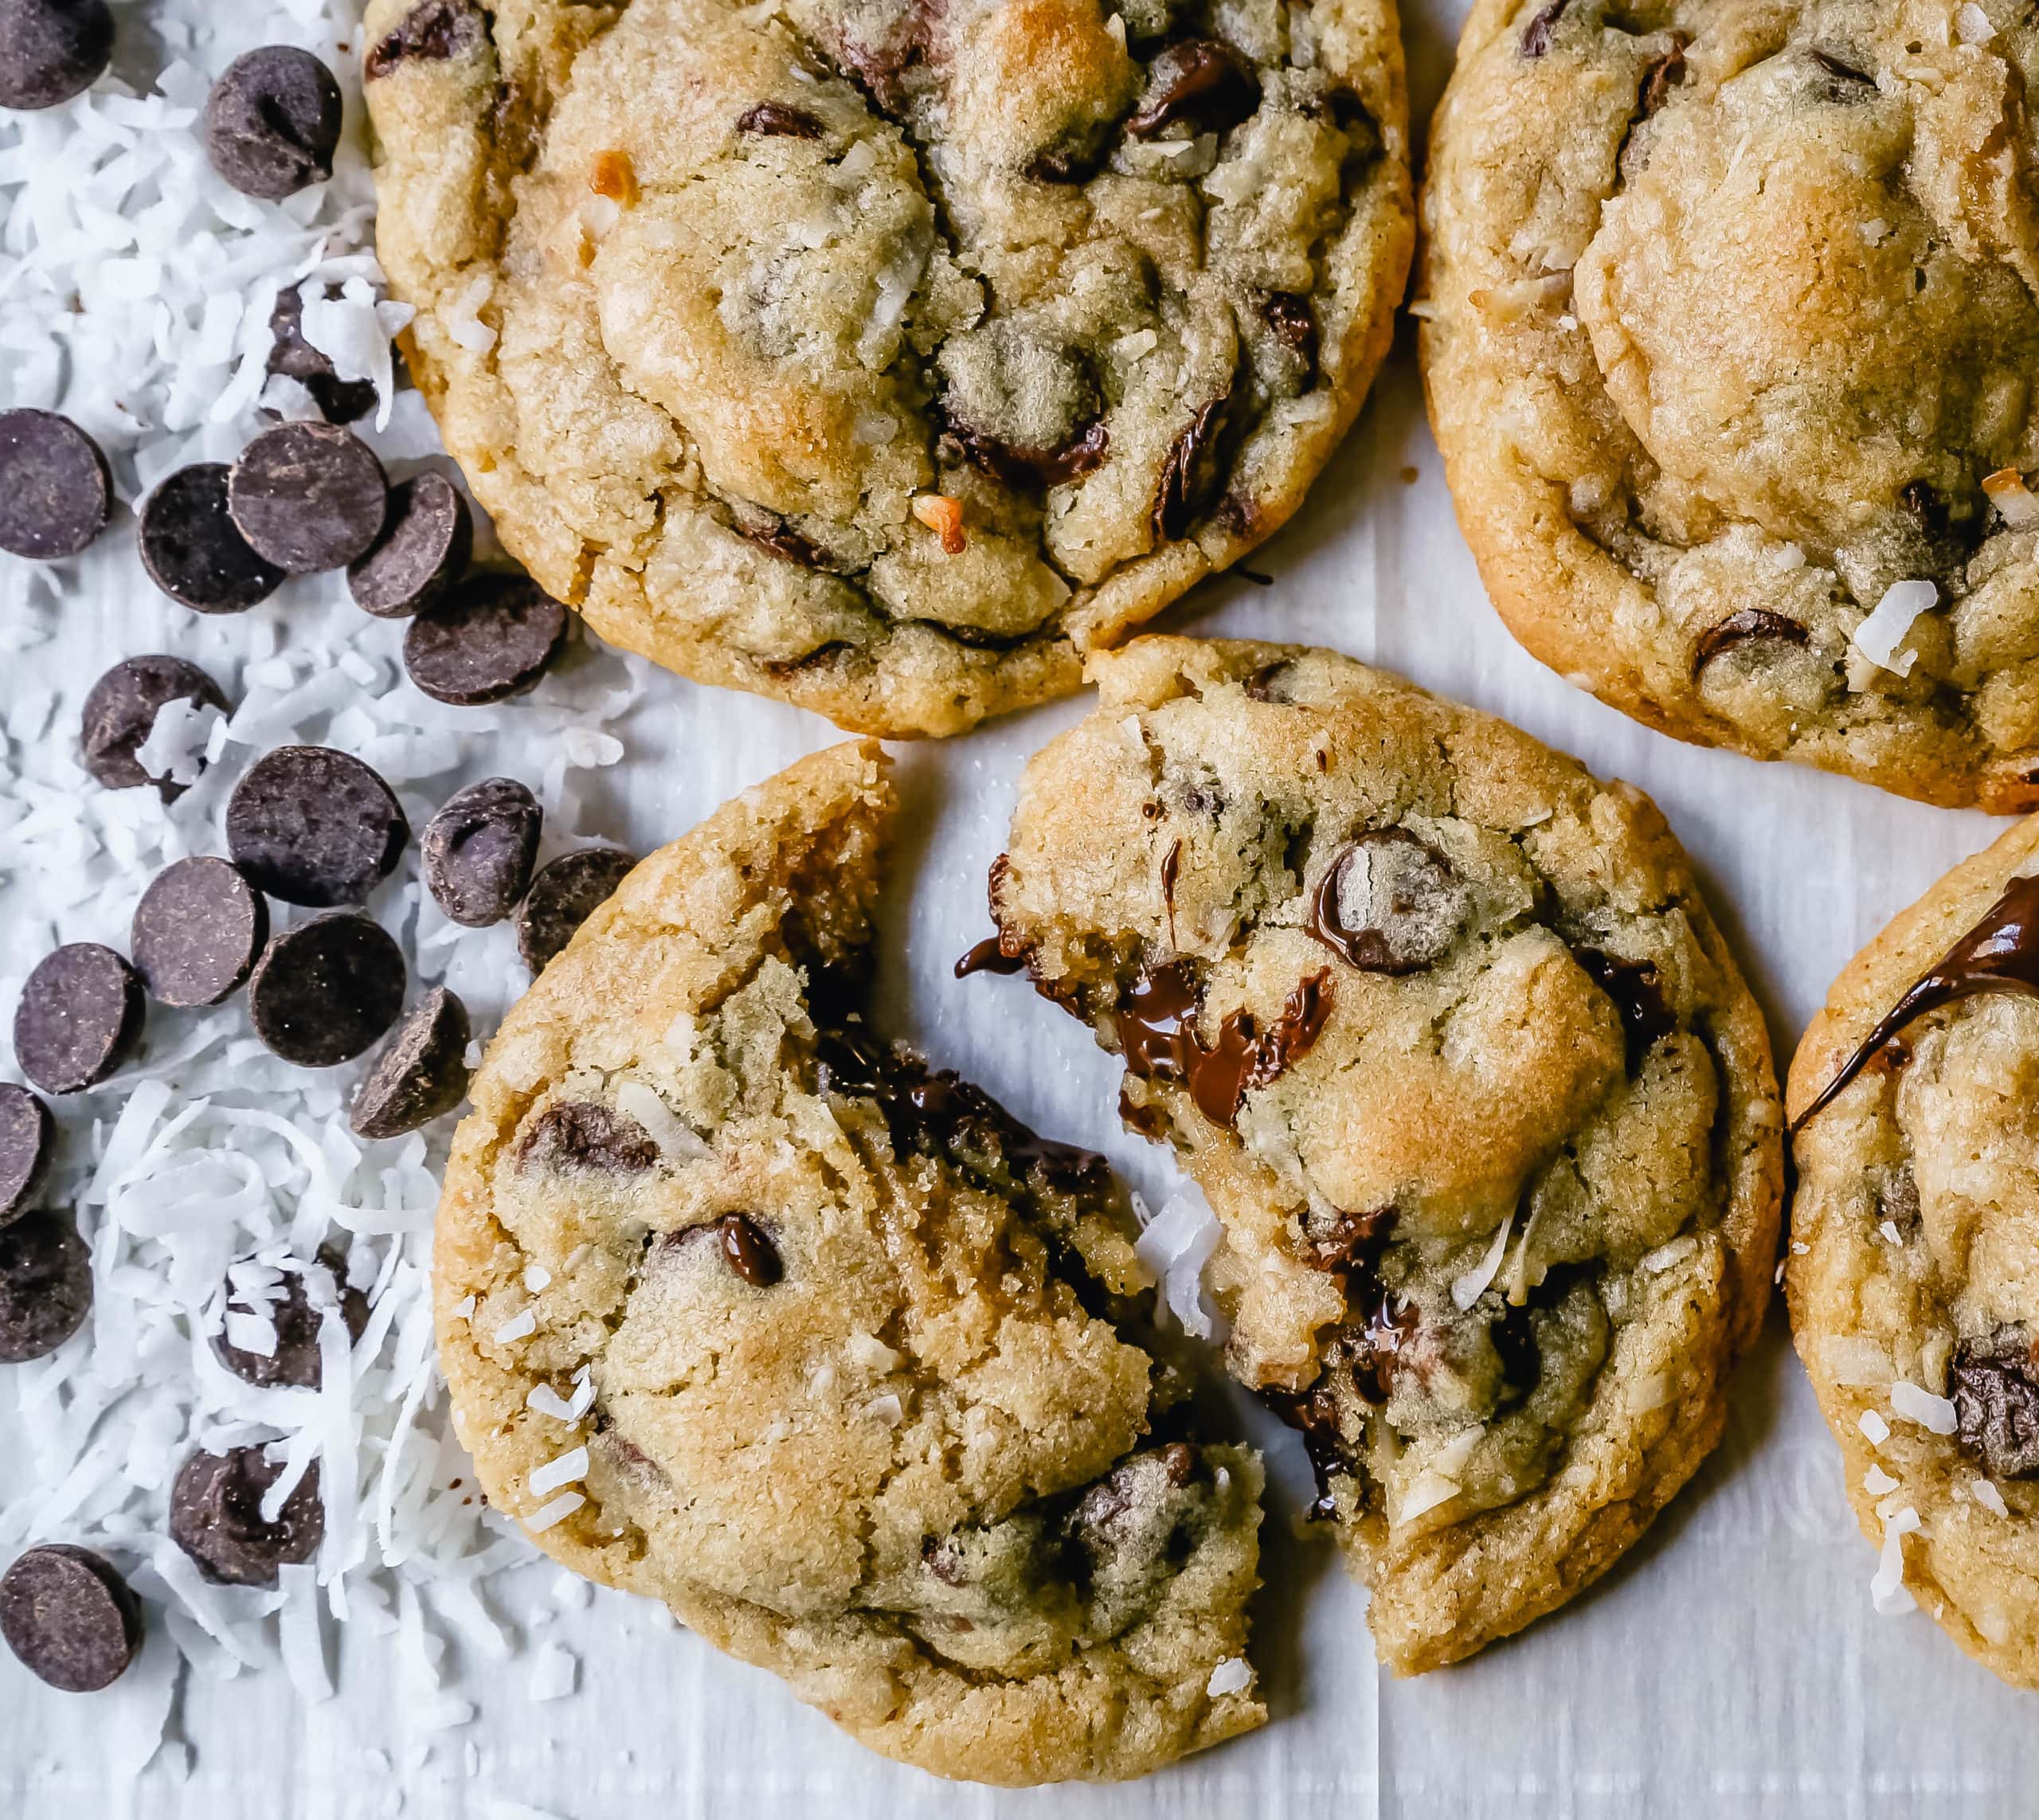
[980,636,1781,1673]
[434,739,1264,1783]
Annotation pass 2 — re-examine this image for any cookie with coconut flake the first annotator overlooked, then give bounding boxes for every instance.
[1420,0,2039,809]
[979,637,1781,1673]
[360,0,1411,737]
[434,741,1265,1783]
[1790,813,2039,1687]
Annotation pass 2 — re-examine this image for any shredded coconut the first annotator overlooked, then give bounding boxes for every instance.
[1870,1507,1920,1614]
[1851,581,1937,679]
[1205,1656,1253,1697]
[1860,1410,1892,1446]
[1983,467,2039,528]
[1450,1211,1513,1310]
[526,1493,587,1534]
[1955,1,1997,41]
[1889,1381,1959,1435]
[1973,1478,2010,1518]
[492,1309,538,1345]
[1133,1185,1226,1339]
[529,1447,589,1498]
[1863,1465,1900,1496]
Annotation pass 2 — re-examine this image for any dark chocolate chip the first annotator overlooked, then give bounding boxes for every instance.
[226,746,410,910]
[246,914,405,1067]
[1261,292,1319,386]
[953,936,1025,979]
[1692,608,1810,674]
[737,100,823,137]
[131,857,269,1008]
[347,471,472,617]
[267,288,377,425]
[203,47,343,200]
[403,573,570,706]
[1152,393,1231,542]
[216,1248,368,1389]
[1952,1334,2039,1481]
[12,945,144,1095]
[0,0,112,111]
[0,1545,139,1693]
[421,777,542,927]
[350,987,472,1139]
[1573,947,1676,1067]
[515,847,637,973]
[516,1100,658,1173]
[1810,46,1877,96]
[365,0,483,80]
[1637,36,1687,116]
[170,1449,322,1587]
[79,656,229,799]
[1125,39,1260,138]
[714,1214,782,1286]
[0,1209,91,1361]
[0,409,109,558]
[1306,830,1470,975]
[1518,0,1569,57]
[228,422,388,574]
[0,1085,52,1226]
[950,419,1110,490]
[139,464,286,614]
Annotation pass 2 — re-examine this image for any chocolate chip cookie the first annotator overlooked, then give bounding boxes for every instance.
[1790,814,2039,1685]
[362,0,1411,737]
[1421,0,2039,809]
[434,740,1265,1782]
[980,637,1782,1673]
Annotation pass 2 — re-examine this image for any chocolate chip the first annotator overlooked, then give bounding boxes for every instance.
[170,1449,321,1587]
[347,471,472,617]
[267,288,377,425]
[1125,39,1260,138]
[1691,608,1810,675]
[79,656,229,799]
[246,914,406,1067]
[1152,393,1231,542]
[403,573,570,706]
[1518,0,1568,57]
[0,1085,52,1227]
[0,1545,139,1693]
[365,0,485,81]
[12,945,144,1094]
[951,419,1111,490]
[0,409,109,558]
[1637,36,1687,115]
[515,847,637,973]
[203,47,343,200]
[421,777,542,926]
[1573,947,1676,1067]
[1810,46,1877,96]
[1306,830,1470,975]
[226,746,410,909]
[215,1249,368,1389]
[350,987,472,1139]
[131,857,269,1008]
[516,1100,658,1173]
[229,423,388,574]
[1261,292,1319,386]
[737,100,822,137]
[0,1209,90,1361]
[139,464,286,614]
[1952,1333,2039,1480]
[0,0,112,111]
[716,1214,783,1287]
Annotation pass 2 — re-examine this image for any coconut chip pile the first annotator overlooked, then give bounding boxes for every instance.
[0,0,671,1772]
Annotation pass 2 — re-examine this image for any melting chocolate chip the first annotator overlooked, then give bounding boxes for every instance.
[0,1209,90,1361]
[1306,829,1469,975]
[350,986,472,1139]
[421,777,542,927]
[1125,39,1260,137]
[12,945,144,1095]
[364,0,484,80]
[1796,874,2039,1130]
[1951,1334,2039,1481]
[951,419,1111,491]
[0,1085,52,1227]
[1810,47,1877,96]
[1692,608,1810,675]
[737,100,823,138]
[953,936,1026,980]
[1262,292,1319,385]
[229,422,389,574]
[1260,1382,1350,1520]
[246,914,406,1067]
[215,1248,370,1389]
[1305,1205,1394,1278]
[266,288,378,425]
[131,857,269,1007]
[204,46,343,200]
[0,409,109,558]
[1518,0,1568,56]
[1243,660,1301,703]
[1152,393,1231,542]
[227,746,410,909]
[80,656,229,799]
[1114,961,1334,1126]
[1341,1294,1419,1403]
[405,573,570,706]
[715,1214,783,1287]
[0,1545,139,1693]
[1573,947,1676,1067]
[170,1449,322,1587]
[518,1100,658,1173]
[348,471,472,617]
[515,847,637,973]
[139,464,286,614]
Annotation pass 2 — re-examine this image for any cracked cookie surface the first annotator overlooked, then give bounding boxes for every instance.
[1790,812,2039,1687]
[433,739,1264,1783]
[980,637,1781,1672]
[1421,0,2039,808]
[362,0,1411,736]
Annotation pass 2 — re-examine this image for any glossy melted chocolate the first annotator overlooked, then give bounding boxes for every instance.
[1117,961,1334,1126]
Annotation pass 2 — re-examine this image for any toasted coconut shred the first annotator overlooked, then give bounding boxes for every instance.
[0,0,659,1769]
